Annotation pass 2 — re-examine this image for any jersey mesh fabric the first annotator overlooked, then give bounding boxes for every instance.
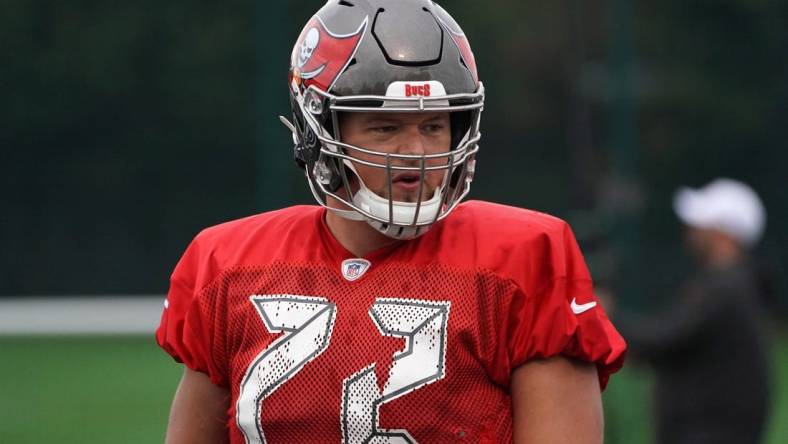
[195,260,517,443]
[157,202,626,444]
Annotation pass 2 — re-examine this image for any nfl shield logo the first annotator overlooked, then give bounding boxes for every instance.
[341,258,371,282]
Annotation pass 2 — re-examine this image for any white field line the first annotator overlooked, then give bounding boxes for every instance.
[0,296,166,335]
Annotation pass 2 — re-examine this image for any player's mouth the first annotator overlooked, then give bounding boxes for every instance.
[391,172,424,192]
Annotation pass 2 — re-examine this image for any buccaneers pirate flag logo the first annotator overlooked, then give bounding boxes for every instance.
[436,15,478,84]
[290,15,368,92]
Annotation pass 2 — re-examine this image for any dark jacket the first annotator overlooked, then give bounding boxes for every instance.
[618,260,770,444]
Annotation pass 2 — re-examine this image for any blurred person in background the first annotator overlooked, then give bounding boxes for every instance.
[617,178,770,444]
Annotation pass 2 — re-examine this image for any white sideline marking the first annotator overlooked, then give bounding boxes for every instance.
[0,296,166,335]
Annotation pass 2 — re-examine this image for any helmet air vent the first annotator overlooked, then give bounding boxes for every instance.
[371,5,443,67]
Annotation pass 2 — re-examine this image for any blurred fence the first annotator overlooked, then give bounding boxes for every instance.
[2,0,786,308]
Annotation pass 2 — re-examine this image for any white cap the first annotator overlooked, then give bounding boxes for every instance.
[673,178,766,247]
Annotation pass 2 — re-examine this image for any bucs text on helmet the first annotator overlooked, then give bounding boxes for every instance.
[281,0,484,240]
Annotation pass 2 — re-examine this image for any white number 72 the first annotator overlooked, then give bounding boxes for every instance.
[236,295,451,444]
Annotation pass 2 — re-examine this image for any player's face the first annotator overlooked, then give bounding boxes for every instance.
[339,112,451,203]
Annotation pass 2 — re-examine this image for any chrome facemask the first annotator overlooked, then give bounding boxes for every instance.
[282,82,484,240]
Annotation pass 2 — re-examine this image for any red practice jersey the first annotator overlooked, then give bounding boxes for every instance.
[157,200,626,443]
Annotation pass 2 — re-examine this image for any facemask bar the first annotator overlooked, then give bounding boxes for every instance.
[305,82,485,112]
[305,115,479,227]
[285,82,484,231]
[315,133,479,172]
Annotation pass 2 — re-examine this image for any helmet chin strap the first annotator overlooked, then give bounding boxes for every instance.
[352,183,442,225]
[325,206,367,221]
[365,219,432,240]
[350,183,443,240]
[310,147,443,238]
[331,156,444,239]
[329,182,442,223]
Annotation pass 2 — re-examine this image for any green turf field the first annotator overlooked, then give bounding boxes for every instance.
[1,335,786,443]
[0,336,181,443]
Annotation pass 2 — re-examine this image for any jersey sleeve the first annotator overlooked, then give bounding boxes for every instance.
[155,234,228,387]
[505,222,626,389]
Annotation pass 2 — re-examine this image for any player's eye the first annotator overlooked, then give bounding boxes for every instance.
[369,125,398,134]
[422,123,445,134]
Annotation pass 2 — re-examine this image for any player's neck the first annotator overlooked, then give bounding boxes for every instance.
[324,202,402,257]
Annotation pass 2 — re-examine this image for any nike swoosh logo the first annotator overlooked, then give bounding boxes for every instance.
[570,298,597,315]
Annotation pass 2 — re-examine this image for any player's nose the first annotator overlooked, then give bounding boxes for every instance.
[394,125,428,157]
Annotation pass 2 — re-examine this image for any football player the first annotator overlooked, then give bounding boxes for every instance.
[157,1,626,443]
